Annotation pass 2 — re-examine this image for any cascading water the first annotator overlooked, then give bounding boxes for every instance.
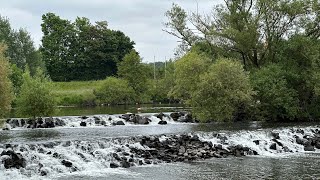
[0,122,319,179]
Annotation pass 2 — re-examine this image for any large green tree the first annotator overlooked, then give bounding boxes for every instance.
[0,44,14,118]
[164,0,317,69]
[41,13,135,81]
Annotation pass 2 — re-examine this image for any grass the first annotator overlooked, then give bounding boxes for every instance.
[52,80,104,106]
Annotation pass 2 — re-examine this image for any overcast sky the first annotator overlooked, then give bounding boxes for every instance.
[0,0,222,62]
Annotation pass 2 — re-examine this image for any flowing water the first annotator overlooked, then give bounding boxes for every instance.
[1,113,320,180]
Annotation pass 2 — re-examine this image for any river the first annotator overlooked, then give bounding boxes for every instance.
[0,111,319,180]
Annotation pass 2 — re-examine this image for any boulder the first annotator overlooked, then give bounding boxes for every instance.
[170,112,181,121]
[133,115,151,124]
[1,150,26,169]
[61,160,73,167]
[80,122,87,127]
[113,121,125,126]
[158,120,167,125]
[81,116,89,120]
[155,112,165,120]
[269,143,277,150]
[110,162,119,168]
[304,145,315,151]
[271,132,280,139]
[44,117,55,128]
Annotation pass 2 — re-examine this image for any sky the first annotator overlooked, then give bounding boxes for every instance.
[0,0,222,62]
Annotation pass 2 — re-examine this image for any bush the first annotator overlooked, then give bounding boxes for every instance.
[94,77,135,105]
[250,64,299,121]
[16,68,56,118]
[191,58,253,122]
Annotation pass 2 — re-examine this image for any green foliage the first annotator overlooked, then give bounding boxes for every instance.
[94,77,134,105]
[41,13,135,81]
[191,58,253,122]
[9,64,24,94]
[0,15,44,75]
[170,51,211,103]
[52,80,103,106]
[251,64,299,121]
[16,68,56,118]
[0,44,14,118]
[118,50,149,102]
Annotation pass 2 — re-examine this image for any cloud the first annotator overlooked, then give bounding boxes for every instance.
[0,0,221,62]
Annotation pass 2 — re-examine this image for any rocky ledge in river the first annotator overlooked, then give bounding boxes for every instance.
[108,133,257,168]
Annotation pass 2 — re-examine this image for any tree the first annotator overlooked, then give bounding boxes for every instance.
[41,13,135,81]
[251,64,299,121]
[0,44,14,118]
[191,58,253,122]
[0,15,44,75]
[170,50,211,103]
[16,68,56,119]
[94,77,134,105]
[118,50,149,102]
[164,0,314,69]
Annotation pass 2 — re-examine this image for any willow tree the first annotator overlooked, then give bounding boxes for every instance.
[164,0,316,69]
[0,44,14,118]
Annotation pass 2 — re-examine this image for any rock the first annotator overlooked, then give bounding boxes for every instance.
[110,162,119,168]
[2,123,11,131]
[272,139,283,147]
[44,117,55,128]
[270,143,277,150]
[113,121,125,126]
[155,112,165,120]
[61,160,72,167]
[158,120,167,125]
[304,145,315,151]
[40,170,47,176]
[81,116,89,119]
[101,120,107,126]
[136,116,151,125]
[1,150,26,169]
[55,118,66,126]
[170,112,181,121]
[80,121,87,127]
[178,113,194,123]
[179,146,186,154]
[271,132,280,139]
[121,160,130,168]
[253,140,260,145]
[94,116,101,124]
[121,114,132,121]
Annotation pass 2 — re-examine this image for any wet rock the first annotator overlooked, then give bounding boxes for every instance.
[101,120,107,126]
[2,123,11,131]
[158,120,167,125]
[121,160,130,168]
[94,116,100,124]
[81,116,89,120]
[61,160,72,167]
[269,143,277,150]
[155,112,165,120]
[54,118,66,126]
[133,116,151,125]
[110,162,119,168]
[1,150,26,169]
[304,145,315,151]
[113,121,125,126]
[44,118,55,128]
[170,112,181,121]
[80,121,87,127]
[271,132,280,139]
[253,140,260,145]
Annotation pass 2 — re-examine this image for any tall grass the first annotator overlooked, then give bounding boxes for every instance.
[52,80,104,106]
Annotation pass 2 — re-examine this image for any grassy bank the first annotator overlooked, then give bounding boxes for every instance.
[52,80,104,106]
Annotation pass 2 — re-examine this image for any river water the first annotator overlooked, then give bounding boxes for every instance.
[0,113,320,180]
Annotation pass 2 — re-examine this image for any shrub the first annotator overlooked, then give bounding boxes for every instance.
[191,58,253,122]
[94,77,135,105]
[16,68,56,118]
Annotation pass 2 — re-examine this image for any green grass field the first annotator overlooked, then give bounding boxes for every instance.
[52,80,104,106]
